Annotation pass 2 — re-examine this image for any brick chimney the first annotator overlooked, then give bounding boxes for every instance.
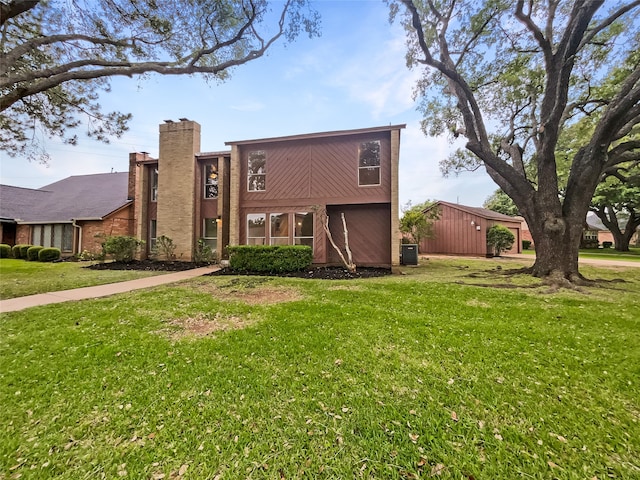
[157,119,201,260]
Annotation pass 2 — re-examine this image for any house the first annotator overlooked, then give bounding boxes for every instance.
[419,201,522,256]
[131,120,404,266]
[0,174,132,254]
[3,120,404,267]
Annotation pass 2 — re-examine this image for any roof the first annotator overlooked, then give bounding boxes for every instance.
[0,185,51,222]
[225,124,406,146]
[0,172,131,223]
[427,200,521,223]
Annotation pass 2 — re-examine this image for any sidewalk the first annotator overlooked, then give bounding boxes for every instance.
[0,266,218,313]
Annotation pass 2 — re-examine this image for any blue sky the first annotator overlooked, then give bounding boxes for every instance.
[0,0,497,208]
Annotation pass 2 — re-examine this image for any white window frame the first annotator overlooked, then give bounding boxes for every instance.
[204,163,218,199]
[247,151,266,192]
[269,213,289,245]
[247,214,266,245]
[358,140,381,186]
[203,218,218,252]
[150,167,158,202]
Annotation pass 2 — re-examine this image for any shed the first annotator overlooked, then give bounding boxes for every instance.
[419,201,522,256]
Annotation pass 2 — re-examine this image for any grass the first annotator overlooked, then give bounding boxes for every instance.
[1,257,639,479]
[520,247,640,261]
[0,259,170,300]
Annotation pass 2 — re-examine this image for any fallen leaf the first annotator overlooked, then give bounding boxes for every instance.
[478,420,485,430]
[178,464,188,476]
[548,461,559,469]
[431,463,446,476]
[409,433,419,443]
[334,359,343,366]
[447,378,455,385]
[451,411,458,422]
[494,434,503,441]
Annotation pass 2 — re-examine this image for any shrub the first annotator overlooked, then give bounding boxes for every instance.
[603,241,613,248]
[522,240,531,250]
[152,235,177,261]
[228,245,313,273]
[194,239,215,264]
[20,244,34,259]
[12,244,23,258]
[102,235,144,262]
[38,247,61,262]
[486,225,515,256]
[581,238,599,249]
[27,246,44,261]
[0,244,11,258]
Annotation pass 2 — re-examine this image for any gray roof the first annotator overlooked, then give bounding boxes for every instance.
[0,172,130,223]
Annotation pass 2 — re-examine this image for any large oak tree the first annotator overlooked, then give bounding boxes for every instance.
[0,0,319,162]
[392,0,640,284]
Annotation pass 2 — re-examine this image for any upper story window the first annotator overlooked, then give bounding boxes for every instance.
[204,163,218,198]
[150,167,158,202]
[358,140,381,186]
[248,151,266,192]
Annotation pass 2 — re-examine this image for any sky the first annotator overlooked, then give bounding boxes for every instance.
[0,0,498,208]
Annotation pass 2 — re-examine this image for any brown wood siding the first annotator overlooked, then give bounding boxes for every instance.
[421,204,522,255]
[421,204,487,255]
[326,204,391,266]
[238,133,392,208]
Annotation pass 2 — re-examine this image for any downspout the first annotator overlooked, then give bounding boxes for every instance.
[72,219,82,255]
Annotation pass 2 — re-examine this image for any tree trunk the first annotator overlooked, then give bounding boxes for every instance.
[527,215,584,283]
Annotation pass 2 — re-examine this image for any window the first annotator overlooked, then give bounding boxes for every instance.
[150,167,158,202]
[204,164,218,198]
[270,213,289,245]
[248,151,266,191]
[358,140,381,186]
[247,214,266,245]
[294,212,314,248]
[31,223,73,252]
[149,220,157,250]
[203,218,218,251]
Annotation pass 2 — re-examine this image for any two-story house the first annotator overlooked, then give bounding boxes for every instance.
[127,119,404,267]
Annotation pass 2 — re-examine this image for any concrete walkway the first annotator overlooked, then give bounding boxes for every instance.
[0,266,218,313]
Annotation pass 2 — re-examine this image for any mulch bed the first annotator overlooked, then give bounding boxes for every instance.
[85,260,391,279]
[84,260,208,272]
[206,266,392,280]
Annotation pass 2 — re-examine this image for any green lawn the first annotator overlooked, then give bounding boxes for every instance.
[520,247,640,261]
[1,258,639,479]
[0,259,170,300]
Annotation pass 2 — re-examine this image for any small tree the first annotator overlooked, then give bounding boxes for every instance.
[152,235,177,261]
[487,225,515,257]
[399,200,440,250]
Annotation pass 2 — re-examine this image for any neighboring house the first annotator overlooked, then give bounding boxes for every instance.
[129,120,404,267]
[419,201,522,256]
[0,173,132,254]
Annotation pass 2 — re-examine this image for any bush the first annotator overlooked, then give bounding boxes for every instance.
[102,235,144,262]
[581,239,599,249]
[38,247,61,262]
[603,241,613,248]
[194,239,215,264]
[486,225,515,256]
[0,244,11,258]
[20,244,34,259]
[151,235,177,261]
[27,246,44,261]
[12,244,23,258]
[522,240,531,250]
[228,245,313,273]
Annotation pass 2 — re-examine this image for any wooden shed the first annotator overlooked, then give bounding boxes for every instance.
[419,201,522,256]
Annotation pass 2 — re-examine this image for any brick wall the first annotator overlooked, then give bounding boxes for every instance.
[16,225,31,245]
[79,206,134,254]
[157,120,201,261]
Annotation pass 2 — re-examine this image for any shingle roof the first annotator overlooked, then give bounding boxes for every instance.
[427,200,520,222]
[0,172,130,223]
[0,185,51,222]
